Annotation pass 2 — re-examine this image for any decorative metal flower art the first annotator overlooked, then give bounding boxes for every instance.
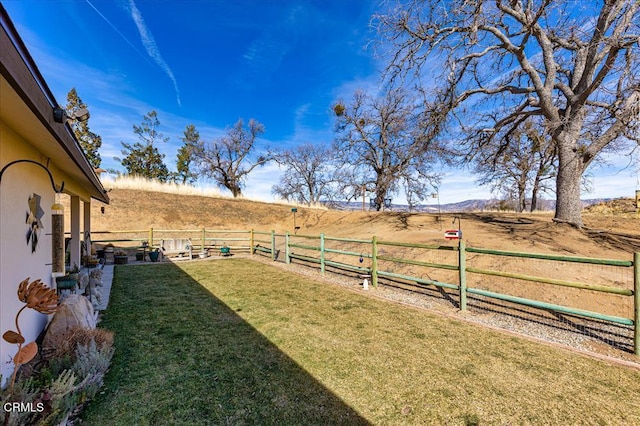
[17,277,59,314]
[3,278,58,394]
[26,193,45,253]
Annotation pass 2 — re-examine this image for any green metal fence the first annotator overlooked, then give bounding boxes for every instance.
[285,231,638,356]
[90,228,639,356]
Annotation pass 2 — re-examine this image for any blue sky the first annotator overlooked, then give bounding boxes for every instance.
[3,0,639,204]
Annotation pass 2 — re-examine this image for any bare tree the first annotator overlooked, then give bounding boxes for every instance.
[474,120,556,212]
[333,88,441,211]
[376,0,640,226]
[194,119,268,197]
[474,136,532,212]
[529,130,557,211]
[272,143,338,205]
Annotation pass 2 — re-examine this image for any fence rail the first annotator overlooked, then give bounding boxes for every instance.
[89,228,639,356]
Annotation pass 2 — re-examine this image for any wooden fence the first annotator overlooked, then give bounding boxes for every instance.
[90,228,639,356]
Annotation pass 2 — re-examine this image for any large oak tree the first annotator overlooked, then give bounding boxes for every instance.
[272,143,338,205]
[194,119,268,197]
[376,0,639,226]
[473,119,557,212]
[333,88,441,210]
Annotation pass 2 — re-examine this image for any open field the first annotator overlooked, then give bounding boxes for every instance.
[82,260,640,424]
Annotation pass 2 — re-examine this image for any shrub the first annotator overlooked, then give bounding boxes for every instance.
[2,327,115,425]
[43,327,113,363]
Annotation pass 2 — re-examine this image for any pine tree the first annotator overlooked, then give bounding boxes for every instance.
[116,111,170,182]
[174,124,200,184]
[66,88,102,168]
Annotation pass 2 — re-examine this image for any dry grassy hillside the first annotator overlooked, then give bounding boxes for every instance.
[86,188,640,259]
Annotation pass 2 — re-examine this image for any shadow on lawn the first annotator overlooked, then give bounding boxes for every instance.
[82,262,369,425]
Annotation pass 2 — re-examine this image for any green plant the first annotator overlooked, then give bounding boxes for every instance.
[44,336,115,425]
[72,339,114,392]
[0,375,42,426]
[40,369,77,425]
[2,278,58,425]
[3,328,116,426]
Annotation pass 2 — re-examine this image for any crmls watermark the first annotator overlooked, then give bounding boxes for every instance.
[2,401,45,413]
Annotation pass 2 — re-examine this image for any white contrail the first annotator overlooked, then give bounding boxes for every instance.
[85,0,152,67]
[127,0,182,107]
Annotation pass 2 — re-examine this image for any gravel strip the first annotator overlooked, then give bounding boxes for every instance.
[247,253,638,366]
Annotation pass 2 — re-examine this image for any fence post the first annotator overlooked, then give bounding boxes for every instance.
[459,240,467,311]
[634,252,639,357]
[371,236,378,287]
[320,233,326,274]
[201,228,206,253]
[271,230,276,261]
[149,227,154,247]
[250,229,255,254]
[285,232,290,264]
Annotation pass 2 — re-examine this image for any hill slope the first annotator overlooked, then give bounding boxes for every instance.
[87,189,640,258]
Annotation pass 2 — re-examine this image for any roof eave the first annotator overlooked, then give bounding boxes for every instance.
[0,5,109,204]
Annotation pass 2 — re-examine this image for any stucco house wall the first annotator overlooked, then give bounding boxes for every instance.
[0,123,58,383]
[0,5,109,386]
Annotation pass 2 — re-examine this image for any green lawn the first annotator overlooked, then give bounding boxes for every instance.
[81,259,640,425]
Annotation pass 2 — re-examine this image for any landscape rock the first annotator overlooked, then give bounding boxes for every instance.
[43,295,96,351]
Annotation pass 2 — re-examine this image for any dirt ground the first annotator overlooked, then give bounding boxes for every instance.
[86,189,640,258]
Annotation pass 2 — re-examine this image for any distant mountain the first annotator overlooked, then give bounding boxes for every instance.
[327,198,619,213]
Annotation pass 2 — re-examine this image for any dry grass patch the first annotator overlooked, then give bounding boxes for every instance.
[100,175,327,209]
[101,175,228,198]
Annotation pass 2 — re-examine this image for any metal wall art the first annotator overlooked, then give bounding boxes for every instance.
[26,193,44,253]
